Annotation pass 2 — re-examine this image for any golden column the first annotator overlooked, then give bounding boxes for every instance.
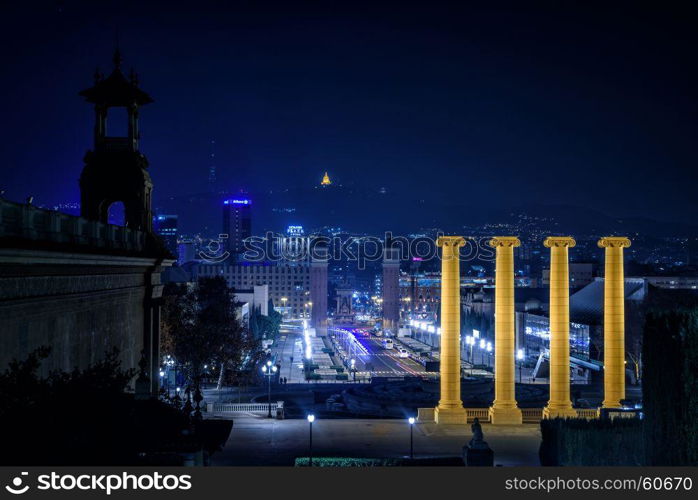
[488,237,522,425]
[434,236,467,424]
[598,236,631,409]
[543,236,578,419]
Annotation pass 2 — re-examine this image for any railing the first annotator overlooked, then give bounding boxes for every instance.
[0,199,146,253]
[208,402,284,413]
[465,408,490,422]
[576,408,599,419]
[522,408,544,422]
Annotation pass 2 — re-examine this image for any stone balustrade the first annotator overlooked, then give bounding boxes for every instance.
[0,199,146,252]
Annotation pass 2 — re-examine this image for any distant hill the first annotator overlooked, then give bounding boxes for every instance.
[156,187,698,238]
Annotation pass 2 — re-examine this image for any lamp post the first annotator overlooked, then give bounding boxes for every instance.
[159,370,165,398]
[486,341,493,369]
[408,417,415,459]
[465,336,475,375]
[261,360,278,418]
[516,349,524,383]
[307,414,315,466]
[350,358,356,381]
[281,297,288,319]
[479,338,486,365]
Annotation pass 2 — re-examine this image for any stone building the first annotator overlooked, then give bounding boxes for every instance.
[0,51,172,395]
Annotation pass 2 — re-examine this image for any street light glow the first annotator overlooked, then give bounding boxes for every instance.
[408,417,415,425]
[307,414,315,423]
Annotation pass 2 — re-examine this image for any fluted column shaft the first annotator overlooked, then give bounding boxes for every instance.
[599,237,631,409]
[489,237,522,424]
[436,236,465,410]
[544,236,577,418]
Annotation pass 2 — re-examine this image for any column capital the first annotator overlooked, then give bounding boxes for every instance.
[488,236,520,248]
[598,236,631,249]
[544,236,576,248]
[436,236,465,248]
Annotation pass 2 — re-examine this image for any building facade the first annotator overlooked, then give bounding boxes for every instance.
[222,198,252,256]
[193,262,312,318]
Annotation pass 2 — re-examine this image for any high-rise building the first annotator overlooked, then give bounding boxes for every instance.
[153,214,178,256]
[177,238,196,265]
[222,198,252,256]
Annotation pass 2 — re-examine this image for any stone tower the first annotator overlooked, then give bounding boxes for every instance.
[382,247,400,333]
[79,49,155,231]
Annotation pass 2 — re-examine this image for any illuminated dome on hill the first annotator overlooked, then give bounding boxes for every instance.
[321,171,332,186]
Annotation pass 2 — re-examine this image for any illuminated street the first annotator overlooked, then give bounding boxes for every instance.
[332,327,429,377]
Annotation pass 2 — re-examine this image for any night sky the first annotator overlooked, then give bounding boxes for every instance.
[1,1,696,226]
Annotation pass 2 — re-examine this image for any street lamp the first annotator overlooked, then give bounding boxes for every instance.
[261,360,278,418]
[307,414,315,466]
[465,336,475,375]
[516,348,524,383]
[281,297,288,319]
[408,417,416,459]
[350,358,356,381]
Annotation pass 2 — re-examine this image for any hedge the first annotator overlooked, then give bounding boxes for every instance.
[540,418,644,466]
[643,308,698,465]
[294,457,463,467]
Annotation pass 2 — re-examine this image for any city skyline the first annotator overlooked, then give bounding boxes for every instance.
[1,1,697,229]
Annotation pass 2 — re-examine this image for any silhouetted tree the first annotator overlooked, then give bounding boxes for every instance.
[161,277,260,393]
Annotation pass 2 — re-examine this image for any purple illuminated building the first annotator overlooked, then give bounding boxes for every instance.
[222,198,252,256]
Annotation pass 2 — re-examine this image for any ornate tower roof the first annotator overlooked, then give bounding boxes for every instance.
[321,171,332,186]
[79,49,153,106]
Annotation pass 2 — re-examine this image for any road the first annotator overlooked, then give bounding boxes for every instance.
[332,327,428,377]
[274,326,306,383]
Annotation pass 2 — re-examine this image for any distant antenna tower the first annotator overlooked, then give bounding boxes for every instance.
[208,139,217,191]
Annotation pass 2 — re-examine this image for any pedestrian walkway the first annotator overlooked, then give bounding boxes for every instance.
[273,329,306,383]
[210,416,541,466]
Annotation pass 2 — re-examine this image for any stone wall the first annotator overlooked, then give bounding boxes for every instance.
[0,248,167,393]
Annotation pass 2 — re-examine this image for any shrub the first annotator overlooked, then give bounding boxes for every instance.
[539,418,644,466]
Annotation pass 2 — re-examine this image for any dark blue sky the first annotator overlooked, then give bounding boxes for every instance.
[1,1,696,225]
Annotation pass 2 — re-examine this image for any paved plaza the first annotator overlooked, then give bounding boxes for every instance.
[210,415,541,466]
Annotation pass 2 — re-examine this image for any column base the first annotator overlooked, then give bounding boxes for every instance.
[417,407,435,422]
[543,406,578,419]
[434,406,467,424]
[602,400,622,409]
[488,406,522,425]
